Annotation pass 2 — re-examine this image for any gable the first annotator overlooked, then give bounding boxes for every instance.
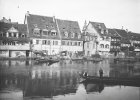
[8,26,18,33]
[86,23,100,37]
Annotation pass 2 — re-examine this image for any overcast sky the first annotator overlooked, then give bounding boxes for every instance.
[0,0,140,33]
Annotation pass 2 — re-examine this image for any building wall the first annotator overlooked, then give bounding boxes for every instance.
[0,50,9,57]
[0,44,30,50]
[31,38,61,55]
[84,41,96,56]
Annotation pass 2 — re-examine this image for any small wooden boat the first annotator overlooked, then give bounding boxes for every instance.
[35,58,59,64]
[79,74,140,87]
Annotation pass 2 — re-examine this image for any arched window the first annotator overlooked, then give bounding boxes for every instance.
[64,31,68,38]
[100,44,104,48]
[33,28,40,36]
[105,44,109,48]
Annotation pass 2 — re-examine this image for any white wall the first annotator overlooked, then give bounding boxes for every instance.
[31,38,61,55]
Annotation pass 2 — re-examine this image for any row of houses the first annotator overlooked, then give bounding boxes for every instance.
[0,12,140,58]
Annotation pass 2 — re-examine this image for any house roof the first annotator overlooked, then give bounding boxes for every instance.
[114,29,128,38]
[128,32,140,41]
[89,21,109,37]
[56,19,83,41]
[108,28,121,37]
[26,13,83,41]
[26,14,60,39]
[0,22,27,34]
[0,22,29,43]
[113,28,130,44]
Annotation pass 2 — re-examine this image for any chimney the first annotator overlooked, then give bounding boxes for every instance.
[122,26,123,30]
[53,16,55,22]
[8,18,11,22]
[126,29,128,33]
[3,17,6,20]
[26,11,30,16]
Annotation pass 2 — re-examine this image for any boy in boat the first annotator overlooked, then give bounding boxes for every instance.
[83,72,88,78]
[99,68,103,78]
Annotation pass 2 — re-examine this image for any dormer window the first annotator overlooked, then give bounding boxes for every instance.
[33,28,40,36]
[78,34,81,39]
[71,32,75,38]
[51,30,57,36]
[42,29,49,36]
[101,29,104,34]
[64,31,68,38]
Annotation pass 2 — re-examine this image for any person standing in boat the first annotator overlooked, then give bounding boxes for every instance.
[99,68,103,78]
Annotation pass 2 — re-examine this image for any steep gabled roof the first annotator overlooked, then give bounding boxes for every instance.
[0,22,29,43]
[90,21,106,30]
[114,29,128,38]
[26,14,59,39]
[128,32,140,41]
[89,21,109,37]
[113,29,130,44]
[108,28,121,37]
[0,22,27,34]
[57,19,83,41]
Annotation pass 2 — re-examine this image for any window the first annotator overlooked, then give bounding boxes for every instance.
[100,44,104,48]
[105,44,109,48]
[78,42,81,46]
[62,41,65,45]
[75,33,78,38]
[75,42,77,46]
[67,41,69,46]
[64,31,68,38]
[0,32,3,37]
[71,33,75,38]
[22,34,24,37]
[87,42,89,48]
[13,33,17,37]
[78,34,81,39]
[33,28,40,36]
[42,30,48,36]
[70,42,73,46]
[51,32,57,36]
[36,40,39,44]
[47,40,51,45]
[9,33,12,37]
[53,41,58,45]
[42,40,47,45]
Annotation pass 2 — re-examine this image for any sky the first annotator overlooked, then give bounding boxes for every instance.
[0,0,140,33]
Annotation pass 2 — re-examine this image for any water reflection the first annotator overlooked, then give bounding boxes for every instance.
[0,60,140,100]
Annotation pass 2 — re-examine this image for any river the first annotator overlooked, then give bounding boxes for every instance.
[0,59,140,100]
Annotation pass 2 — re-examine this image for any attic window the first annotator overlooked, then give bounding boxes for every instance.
[46,25,49,29]
[64,31,68,38]
[78,34,81,39]
[33,28,40,36]
[42,29,48,36]
[51,30,57,36]
[71,32,75,38]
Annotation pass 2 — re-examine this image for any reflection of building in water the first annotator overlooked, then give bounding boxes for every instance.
[0,60,31,67]
[0,66,79,98]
